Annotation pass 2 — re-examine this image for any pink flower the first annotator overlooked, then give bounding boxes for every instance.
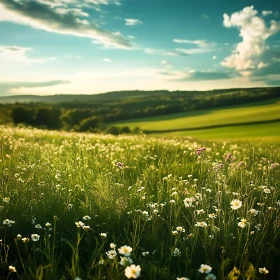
[196,147,206,155]
[116,162,124,168]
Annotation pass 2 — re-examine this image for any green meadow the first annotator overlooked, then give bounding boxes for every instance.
[0,126,279,279]
[113,99,280,140]
[154,122,280,142]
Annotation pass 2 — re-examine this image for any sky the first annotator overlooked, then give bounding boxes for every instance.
[0,0,279,95]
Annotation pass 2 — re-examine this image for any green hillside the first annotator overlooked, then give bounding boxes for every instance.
[0,88,263,103]
[157,121,280,141]
[0,87,279,137]
[113,99,280,129]
[111,99,280,140]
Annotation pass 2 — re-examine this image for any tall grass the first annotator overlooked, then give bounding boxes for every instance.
[0,126,279,279]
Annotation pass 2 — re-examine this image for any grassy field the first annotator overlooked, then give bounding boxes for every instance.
[113,99,280,139]
[0,126,280,279]
[156,121,280,142]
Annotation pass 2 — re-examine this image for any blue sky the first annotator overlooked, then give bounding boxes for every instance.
[0,0,279,95]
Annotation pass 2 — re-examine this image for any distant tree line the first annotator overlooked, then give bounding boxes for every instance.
[10,106,140,135]
[1,86,279,133]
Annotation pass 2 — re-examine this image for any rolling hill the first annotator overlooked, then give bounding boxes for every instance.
[0,87,279,141]
[111,98,280,141]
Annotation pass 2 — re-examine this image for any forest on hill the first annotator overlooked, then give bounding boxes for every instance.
[0,87,279,134]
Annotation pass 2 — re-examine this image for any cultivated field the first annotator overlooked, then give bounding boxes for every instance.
[156,122,280,142]
[114,99,280,140]
[0,127,279,279]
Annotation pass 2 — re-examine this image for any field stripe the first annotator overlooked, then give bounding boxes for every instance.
[143,118,280,134]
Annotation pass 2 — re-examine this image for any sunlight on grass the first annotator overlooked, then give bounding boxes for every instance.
[0,126,279,279]
[115,99,280,131]
[157,122,280,142]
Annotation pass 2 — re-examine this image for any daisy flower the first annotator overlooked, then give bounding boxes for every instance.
[230,199,242,210]
[198,264,212,274]
[125,264,141,279]
[118,245,133,256]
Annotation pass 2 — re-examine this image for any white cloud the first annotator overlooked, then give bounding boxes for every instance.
[174,48,212,55]
[55,7,89,17]
[173,39,189,44]
[161,60,172,68]
[103,58,112,62]
[262,10,273,16]
[144,46,212,57]
[221,6,280,72]
[0,80,70,95]
[36,0,121,8]
[4,68,267,95]
[0,46,56,63]
[125,18,143,26]
[144,48,178,56]
[257,61,268,69]
[3,68,182,95]
[173,39,211,48]
[0,0,133,49]
[172,39,215,55]
[212,56,217,60]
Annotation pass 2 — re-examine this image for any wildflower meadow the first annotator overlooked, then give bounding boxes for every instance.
[0,126,279,279]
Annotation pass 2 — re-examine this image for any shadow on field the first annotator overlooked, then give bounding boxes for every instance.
[143,119,280,134]
[119,98,280,124]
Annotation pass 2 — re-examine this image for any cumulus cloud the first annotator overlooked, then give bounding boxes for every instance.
[251,49,280,77]
[0,0,133,49]
[221,6,280,73]
[0,46,56,63]
[125,18,143,26]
